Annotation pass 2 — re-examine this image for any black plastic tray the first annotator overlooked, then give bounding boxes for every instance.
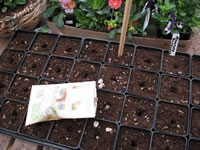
[0,30,199,150]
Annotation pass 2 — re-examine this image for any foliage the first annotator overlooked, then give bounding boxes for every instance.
[152,0,200,34]
[0,0,27,13]
[74,0,111,30]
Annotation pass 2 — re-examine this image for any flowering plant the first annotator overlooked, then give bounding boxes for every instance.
[43,0,77,29]
[0,0,27,13]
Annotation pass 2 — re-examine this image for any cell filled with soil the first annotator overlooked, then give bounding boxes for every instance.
[7,32,35,50]
[69,60,100,82]
[191,108,200,138]
[121,96,155,129]
[133,48,161,71]
[53,37,81,57]
[192,56,200,78]
[18,53,48,76]
[43,57,73,81]
[117,126,151,150]
[189,139,200,150]
[49,119,86,147]
[0,50,24,72]
[105,43,134,66]
[39,79,58,85]
[0,72,13,97]
[100,65,130,92]
[0,100,26,131]
[128,70,158,98]
[192,80,200,106]
[96,90,124,122]
[151,133,186,150]
[156,102,188,135]
[81,119,117,150]
[7,75,38,101]
[20,121,51,139]
[160,75,189,104]
[79,40,108,62]
[31,34,57,54]
[162,52,189,76]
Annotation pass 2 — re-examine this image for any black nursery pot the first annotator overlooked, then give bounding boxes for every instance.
[0,29,199,150]
[157,29,191,40]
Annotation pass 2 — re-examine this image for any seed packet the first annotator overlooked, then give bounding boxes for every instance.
[26,81,97,126]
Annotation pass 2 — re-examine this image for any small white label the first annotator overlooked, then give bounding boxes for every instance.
[65,9,74,14]
[169,33,180,56]
[65,20,73,24]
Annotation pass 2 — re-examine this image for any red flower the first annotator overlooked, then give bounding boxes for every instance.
[108,26,112,30]
[133,20,139,27]
[109,0,122,9]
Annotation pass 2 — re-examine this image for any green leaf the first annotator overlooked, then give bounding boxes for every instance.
[43,4,60,19]
[52,12,65,29]
[127,31,133,41]
[1,7,7,13]
[180,12,186,17]
[15,0,27,5]
[108,29,117,39]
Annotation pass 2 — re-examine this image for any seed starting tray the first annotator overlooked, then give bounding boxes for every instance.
[0,30,200,150]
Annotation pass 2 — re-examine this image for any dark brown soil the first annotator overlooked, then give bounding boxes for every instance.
[81,119,117,150]
[7,75,38,101]
[162,52,189,76]
[100,65,130,92]
[105,44,134,66]
[18,53,48,76]
[49,119,86,147]
[151,133,186,150]
[96,90,124,122]
[117,126,151,150]
[160,76,190,104]
[156,102,188,135]
[43,57,73,81]
[20,121,51,139]
[0,50,24,72]
[7,32,34,50]
[31,34,57,54]
[192,56,200,78]
[189,140,200,150]
[160,76,189,104]
[134,48,161,71]
[122,96,155,129]
[69,60,100,82]
[0,72,13,97]
[39,79,58,85]
[0,100,26,131]
[191,109,200,138]
[128,70,158,98]
[53,37,81,57]
[80,40,108,62]
[192,80,200,105]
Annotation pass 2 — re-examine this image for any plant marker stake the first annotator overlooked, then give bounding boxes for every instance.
[118,0,133,57]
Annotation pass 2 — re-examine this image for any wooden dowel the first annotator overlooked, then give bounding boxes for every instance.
[118,0,133,57]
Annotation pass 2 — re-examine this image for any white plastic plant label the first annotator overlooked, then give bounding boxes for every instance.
[169,33,180,56]
[25,81,97,126]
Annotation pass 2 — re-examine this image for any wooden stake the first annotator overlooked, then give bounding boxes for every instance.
[118,0,133,57]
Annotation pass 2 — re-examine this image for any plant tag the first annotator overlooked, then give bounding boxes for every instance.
[169,33,180,56]
[65,9,74,14]
[25,81,97,126]
[65,20,73,25]
[143,8,150,31]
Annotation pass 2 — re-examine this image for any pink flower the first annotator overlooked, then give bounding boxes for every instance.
[59,0,75,9]
[109,0,122,9]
